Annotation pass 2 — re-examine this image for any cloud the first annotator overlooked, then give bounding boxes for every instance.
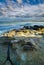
[0,0,44,21]
[17,0,22,3]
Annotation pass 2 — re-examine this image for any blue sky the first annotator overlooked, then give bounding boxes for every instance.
[0,0,44,20]
[0,0,44,4]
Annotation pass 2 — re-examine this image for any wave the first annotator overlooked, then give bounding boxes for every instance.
[0,25,24,34]
[0,22,44,34]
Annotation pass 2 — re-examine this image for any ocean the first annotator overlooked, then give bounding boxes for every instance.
[0,21,44,34]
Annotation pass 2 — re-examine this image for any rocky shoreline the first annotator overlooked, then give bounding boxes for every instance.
[0,25,44,65]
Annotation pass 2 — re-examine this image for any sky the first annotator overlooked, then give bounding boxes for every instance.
[0,0,44,21]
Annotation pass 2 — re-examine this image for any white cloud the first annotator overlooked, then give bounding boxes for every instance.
[0,0,44,20]
[17,0,22,3]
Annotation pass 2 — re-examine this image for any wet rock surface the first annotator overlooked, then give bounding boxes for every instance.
[0,36,44,65]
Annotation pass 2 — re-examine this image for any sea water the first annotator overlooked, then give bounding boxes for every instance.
[0,21,44,34]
